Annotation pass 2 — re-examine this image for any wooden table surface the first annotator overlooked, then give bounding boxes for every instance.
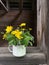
[0,47,46,65]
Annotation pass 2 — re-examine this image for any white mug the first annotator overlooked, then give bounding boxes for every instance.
[8,45,26,57]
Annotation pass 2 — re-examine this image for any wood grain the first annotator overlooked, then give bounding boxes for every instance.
[0,47,46,64]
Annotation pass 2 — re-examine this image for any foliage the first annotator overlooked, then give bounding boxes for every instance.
[2,23,34,46]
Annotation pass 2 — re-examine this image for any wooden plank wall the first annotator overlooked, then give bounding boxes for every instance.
[37,0,47,52]
[45,0,49,65]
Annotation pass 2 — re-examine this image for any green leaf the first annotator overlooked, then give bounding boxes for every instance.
[13,39,17,46]
[21,36,33,46]
[29,41,33,46]
[25,31,30,36]
[9,38,18,46]
[9,40,14,45]
[6,34,15,41]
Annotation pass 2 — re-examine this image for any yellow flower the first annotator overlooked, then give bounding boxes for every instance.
[6,26,13,33]
[19,23,26,27]
[15,30,23,39]
[11,30,17,35]
[3,34,7,39]
[29,28,32,31]
[21,28,26,31]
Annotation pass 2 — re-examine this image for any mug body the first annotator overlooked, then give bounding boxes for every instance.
[13,45,26,57]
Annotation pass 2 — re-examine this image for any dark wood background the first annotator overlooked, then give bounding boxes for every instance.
[0,0,37,47]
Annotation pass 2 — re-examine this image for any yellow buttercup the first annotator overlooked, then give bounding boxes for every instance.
[15,30,23,39]
[19,23,26,27]
[3,34,7,39]
[29,28,32,31]
[6,26,13,33]
[11,30,17,35]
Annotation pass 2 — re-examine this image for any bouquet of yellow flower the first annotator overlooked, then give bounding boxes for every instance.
[3,23,34,46]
